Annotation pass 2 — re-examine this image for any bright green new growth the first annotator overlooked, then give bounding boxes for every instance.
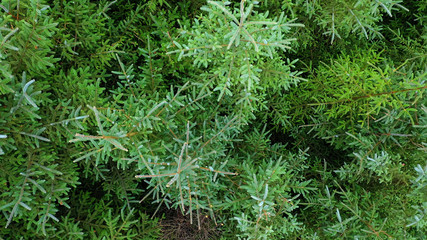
[0,0,426,239]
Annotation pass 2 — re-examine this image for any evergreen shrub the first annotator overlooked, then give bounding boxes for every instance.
[0,0,425,239]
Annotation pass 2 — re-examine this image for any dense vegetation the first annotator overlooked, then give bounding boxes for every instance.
[0,0,426,239]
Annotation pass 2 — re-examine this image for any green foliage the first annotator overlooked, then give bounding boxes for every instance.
[0,0,426,239]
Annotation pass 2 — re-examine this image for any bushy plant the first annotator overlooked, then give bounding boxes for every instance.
[1,0,425,239]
